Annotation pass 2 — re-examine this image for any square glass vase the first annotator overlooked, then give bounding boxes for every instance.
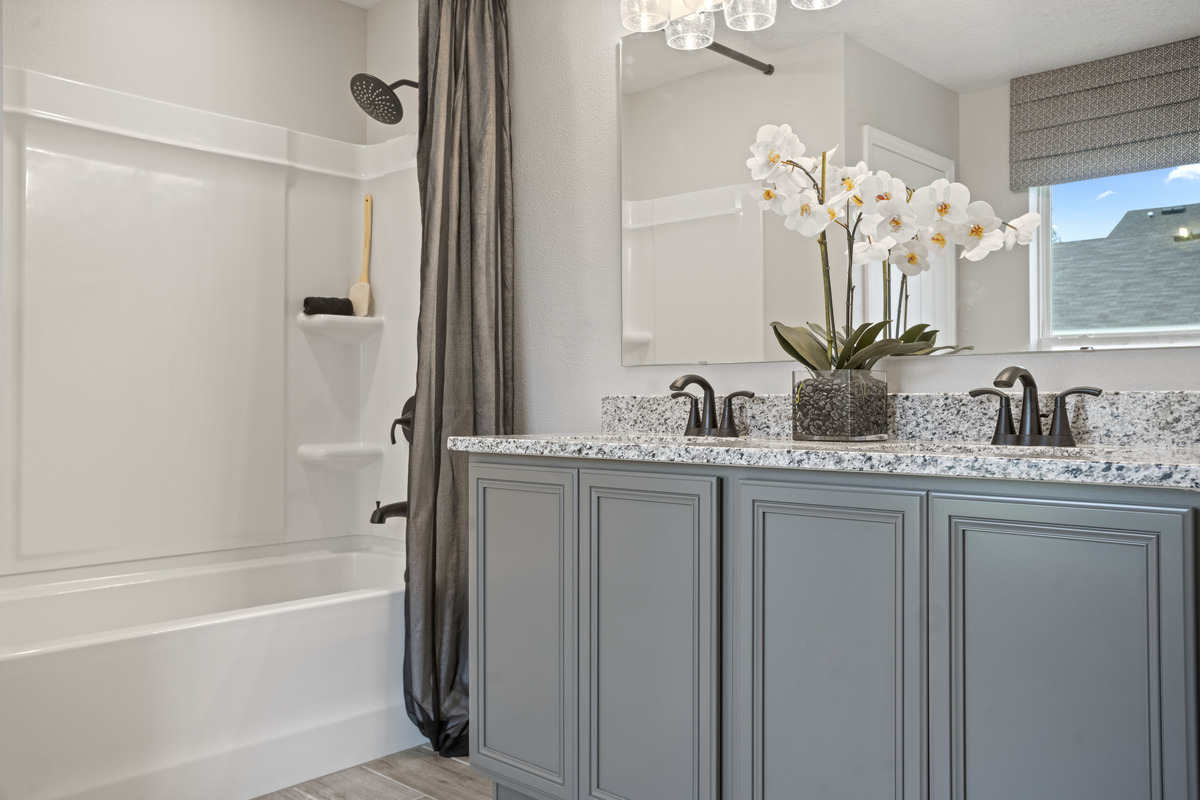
[792,368,888,441]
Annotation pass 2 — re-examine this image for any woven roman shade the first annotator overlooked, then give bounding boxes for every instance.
[1009,37,1200,192]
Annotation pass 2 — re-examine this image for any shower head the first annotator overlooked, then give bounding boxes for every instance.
[350,73,418,125]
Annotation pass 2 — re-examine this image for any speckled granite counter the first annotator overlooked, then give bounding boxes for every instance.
[448,433,1200,491]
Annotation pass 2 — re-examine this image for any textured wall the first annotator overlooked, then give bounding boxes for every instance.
[3,0,370,143]
[508,0,1200,433]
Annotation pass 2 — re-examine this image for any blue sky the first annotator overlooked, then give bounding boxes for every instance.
[1051,164,1200,242]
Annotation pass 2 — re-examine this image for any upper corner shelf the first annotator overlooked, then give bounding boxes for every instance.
[296,312,384,344]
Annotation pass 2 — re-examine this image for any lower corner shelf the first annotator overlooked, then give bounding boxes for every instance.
[296,442,385,471]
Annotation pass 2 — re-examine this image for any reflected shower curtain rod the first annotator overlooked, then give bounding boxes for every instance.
[708,41,774,75]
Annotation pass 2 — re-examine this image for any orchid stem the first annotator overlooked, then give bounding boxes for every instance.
[817,230,838,366]
[845,202,855,336]
[896,274,907,334]
[881,260,892,338]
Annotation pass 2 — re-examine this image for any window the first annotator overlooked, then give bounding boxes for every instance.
[1033,164,1200,349]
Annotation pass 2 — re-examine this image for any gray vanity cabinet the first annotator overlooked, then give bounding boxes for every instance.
[469,463,720,800]
[928,493,1195,800]
[578,470,720,800]
[470,456,1198,800]
[733,479,925,800]
[470,464,578,800]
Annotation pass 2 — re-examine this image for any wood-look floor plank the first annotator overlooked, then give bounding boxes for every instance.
[287,765,428,800]
[252,787,316,800]
[365,747,493,800]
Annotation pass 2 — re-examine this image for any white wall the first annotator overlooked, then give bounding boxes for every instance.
[3,0,370,143]
[508,0,1200,435]
[842,37,959,168]
[955,82,1031,353]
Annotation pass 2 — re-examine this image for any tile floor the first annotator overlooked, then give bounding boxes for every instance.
[255,744,493,800]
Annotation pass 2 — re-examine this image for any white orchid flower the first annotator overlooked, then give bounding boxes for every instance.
[838,160,871,196]
[959,201,1004,261]
[888,239,931,276]
[851,235,896,267]
[781,189,834,237]
[750,184,788,214]
[857,171,907,215]
[961,229,1005,261]
[912,178,971,227]
[923,220,960,255]
[747,124,805,182]
[871,199,918,245]
[1002,211,1042,250]
[773,167,811,196]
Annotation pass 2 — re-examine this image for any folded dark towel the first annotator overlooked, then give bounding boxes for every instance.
[303,297,354,316]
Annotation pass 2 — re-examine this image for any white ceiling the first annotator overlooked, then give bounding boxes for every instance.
[622,0,1200,95]
[336,0,383,9]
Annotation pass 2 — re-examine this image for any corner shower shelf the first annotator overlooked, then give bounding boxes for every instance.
[296,442,385,471]
[296,313,384,344]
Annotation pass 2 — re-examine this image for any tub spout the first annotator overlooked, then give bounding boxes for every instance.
[370,500,408,524]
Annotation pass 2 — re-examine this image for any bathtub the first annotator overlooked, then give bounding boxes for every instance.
[0,541,423,800]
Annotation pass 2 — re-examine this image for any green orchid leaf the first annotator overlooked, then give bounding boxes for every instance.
[834,320,889,369]
[771,322,832,370]
[771,324,807,364]
[844,339,934,370]
[849,320,891,352]
[916,329,940,343]
[806,322,850,346]
[898,323,932,343]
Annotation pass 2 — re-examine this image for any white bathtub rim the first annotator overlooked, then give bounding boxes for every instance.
[0,547,397,603]
[0,533,402,589]
[0,580,406,661]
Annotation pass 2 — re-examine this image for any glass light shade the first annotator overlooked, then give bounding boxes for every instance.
[621,0,670,32]
[683,0,727,10]
[724,0,776,31]
[791,0,843,8]
[666,11,715,50]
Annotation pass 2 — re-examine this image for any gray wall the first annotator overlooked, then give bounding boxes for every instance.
[508,0,1200,434]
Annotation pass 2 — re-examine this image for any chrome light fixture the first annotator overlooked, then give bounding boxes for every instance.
[626,0,841,74]
[724,0,776,31]
[666,10,716,50]
[621,0,671,31]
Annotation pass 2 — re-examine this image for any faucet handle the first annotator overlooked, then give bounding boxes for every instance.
[715,390,756,438]
[671,391,703,436]
[1048,386,1102,444]
[970,387,1016,444]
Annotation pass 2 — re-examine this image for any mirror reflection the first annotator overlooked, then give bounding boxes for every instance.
[620,0,1200,365]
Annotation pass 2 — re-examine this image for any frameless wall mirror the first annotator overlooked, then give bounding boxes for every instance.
[619,0,1200,366]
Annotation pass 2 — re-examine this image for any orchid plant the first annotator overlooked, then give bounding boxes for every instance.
[748,123,1041,373]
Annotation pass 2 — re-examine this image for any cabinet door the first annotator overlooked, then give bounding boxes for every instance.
[929,494,1194,800]
[735,480,925,800]
[579,470,720,800]
[470,464,577,800]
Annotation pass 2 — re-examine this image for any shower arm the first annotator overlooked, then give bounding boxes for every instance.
[707,42,774,76]
[388,79,420,91]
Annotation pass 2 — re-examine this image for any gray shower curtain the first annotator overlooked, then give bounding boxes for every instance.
[405,0,514,758]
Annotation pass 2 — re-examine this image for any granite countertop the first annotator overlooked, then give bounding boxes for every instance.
[448,433,1200,491]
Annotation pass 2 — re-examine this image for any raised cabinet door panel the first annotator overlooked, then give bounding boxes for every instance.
[928,494,1194,800]
[579,470,720,800]
[735,480,925,800]
[470,465,577,800]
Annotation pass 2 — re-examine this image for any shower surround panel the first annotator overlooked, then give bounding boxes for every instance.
[0,67,420,575]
